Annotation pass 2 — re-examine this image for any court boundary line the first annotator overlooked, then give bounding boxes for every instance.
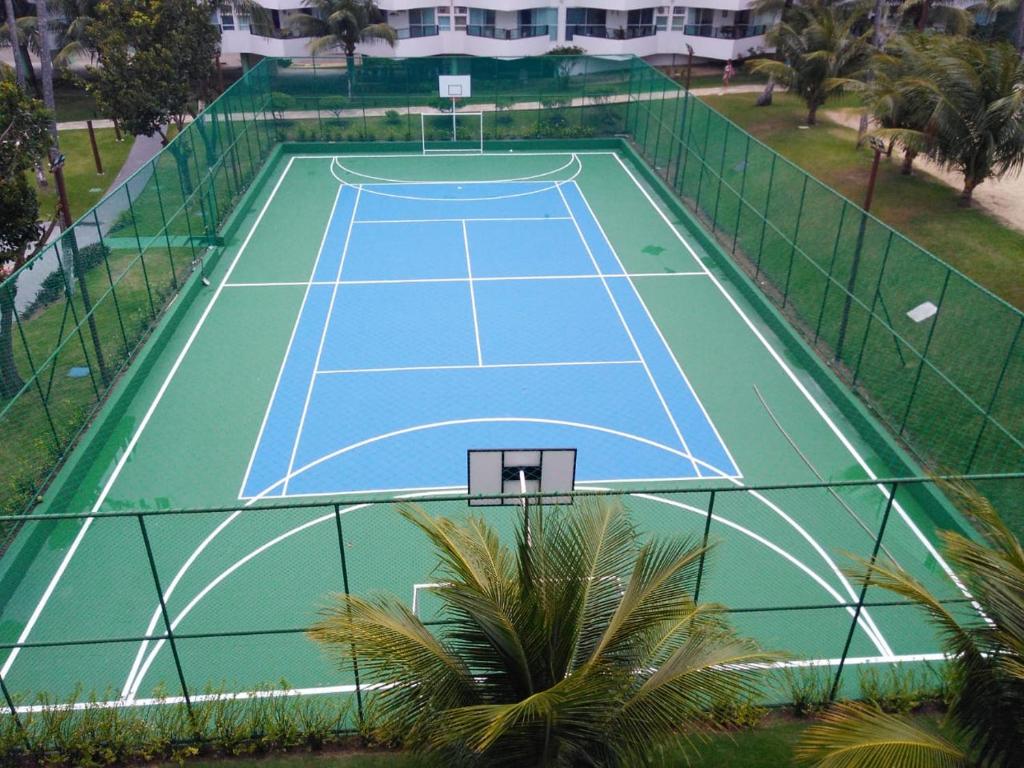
[290,151,619,160]
[354,177,580,203]
[22,649,952,713]
[123,480,895,699]
[0,155,301,681]
[609,153,975,609]
[316,360,643,376]
[356,217,573,223]
[283,185,363,497]
[223,273,709,289]
[462,220,483,366]
[566,181,743,480]
[554,182,700,477]
[332,154,580,185]
[237,182,347,499]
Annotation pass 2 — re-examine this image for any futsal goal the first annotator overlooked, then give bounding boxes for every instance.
[420,111,484,154]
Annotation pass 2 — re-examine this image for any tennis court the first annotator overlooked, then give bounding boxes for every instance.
[0,149,977,707]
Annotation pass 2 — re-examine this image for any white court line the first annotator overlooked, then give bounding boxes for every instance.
[237,183,347,500]
[291,151,618,160]
[127,477,893,698]
[462,220,483,366]
[357,179,577,203]
[568,182,742,479]
[332,153,580,184]
[29,649,952,713]
[554,181,701,477]
[355,216,573,223]
[610,152,976,612]
[283,186,363,497]
[316,360,643,376]
[223,273,708,289]
[0,155,301,681]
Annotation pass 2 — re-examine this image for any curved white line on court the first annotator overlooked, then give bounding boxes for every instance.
[280,416,733,485]
[353,168,582,203]
[126,484,890,698]
[330,154,580,185]
[257,415,890,653]
[124,489,453,700]
[583,486,892,648]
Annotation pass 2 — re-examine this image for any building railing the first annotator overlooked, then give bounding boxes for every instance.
[567,23,657,40]
[682,23,768,38]
[396,24,440,39]
[466,23,550,39]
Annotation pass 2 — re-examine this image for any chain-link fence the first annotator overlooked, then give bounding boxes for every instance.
[0,474,1017,719]
[622,65,1024,535]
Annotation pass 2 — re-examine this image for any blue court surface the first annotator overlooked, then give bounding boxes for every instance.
[240,180,739,499]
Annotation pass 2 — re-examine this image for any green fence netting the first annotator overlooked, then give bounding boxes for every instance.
[1,54,1022,545]
[623,65,1024,532]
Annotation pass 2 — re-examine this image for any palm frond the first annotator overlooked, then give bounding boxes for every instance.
[796,702,968,768]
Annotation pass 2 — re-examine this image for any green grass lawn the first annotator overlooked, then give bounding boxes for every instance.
[53,80,100,122]
[698,92,1024,310]
[31,127,134,222]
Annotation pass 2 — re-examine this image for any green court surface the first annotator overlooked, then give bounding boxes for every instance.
[0,149,976,708]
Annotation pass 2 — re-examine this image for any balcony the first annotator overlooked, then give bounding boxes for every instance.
[566,23,657,40]
[395,24,440,38]
[682,23,768,38]
[466,23,550,39]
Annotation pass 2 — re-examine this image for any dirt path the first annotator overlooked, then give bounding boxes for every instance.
[823,107,1024,234]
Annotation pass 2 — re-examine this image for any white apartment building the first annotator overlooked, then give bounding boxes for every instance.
[216,0,773,64]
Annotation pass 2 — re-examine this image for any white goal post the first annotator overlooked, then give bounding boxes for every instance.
[420,111,484,154]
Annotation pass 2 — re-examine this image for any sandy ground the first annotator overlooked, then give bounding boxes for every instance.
[823,107,1024,234]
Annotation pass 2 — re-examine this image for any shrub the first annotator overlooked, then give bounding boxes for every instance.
[268,92,296,120]
[383,109,401,126]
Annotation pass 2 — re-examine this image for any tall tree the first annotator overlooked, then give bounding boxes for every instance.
[87,0,220,143]
[311,500,772,766]
[3,0,24,88]
[796,483,1024,768]
[747,0,872,125]
[292,0,396,96]
[879,36,1024,205]
[0,81,52,399]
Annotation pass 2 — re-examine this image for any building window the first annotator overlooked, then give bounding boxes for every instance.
[219,4,234,31]
[656,14,668,31]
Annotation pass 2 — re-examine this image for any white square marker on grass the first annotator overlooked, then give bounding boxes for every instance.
[907,301,938,323]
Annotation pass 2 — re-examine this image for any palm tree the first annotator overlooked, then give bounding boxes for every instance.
[747,0,872,125]
[880,37,1024,205]
[310,500,772,766]
[796,482,1024,767]
[292,0,396,96]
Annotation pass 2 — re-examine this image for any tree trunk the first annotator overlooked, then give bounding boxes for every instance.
[345,51,355,98]
[856,112,869,147]
[19,41,40,97]
[755,75,775,107]
[36,0,58,144]
[959,177,978,206]
[807,104,818,125]
[3,0,24,88]
[901,147,916,175]
[917,0,929,30]
[0,283,24,400]
[1016,0,1024,52]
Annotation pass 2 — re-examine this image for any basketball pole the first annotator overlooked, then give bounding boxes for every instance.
[451,96,457,141]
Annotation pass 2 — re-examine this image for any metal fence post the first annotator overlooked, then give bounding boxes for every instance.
[0,670,25,736]
[730,134,751,254]
[965,315,1023,472]
[332,505,364,728]
[754,155,777,279]
[137,514,194,718]
[829,481,899,701]
[781,176,809,308]
[693,490,716,604]
[851,231,895,385]
[813,203,849,344]
[899,271,951,435]
[710,124,731,235]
